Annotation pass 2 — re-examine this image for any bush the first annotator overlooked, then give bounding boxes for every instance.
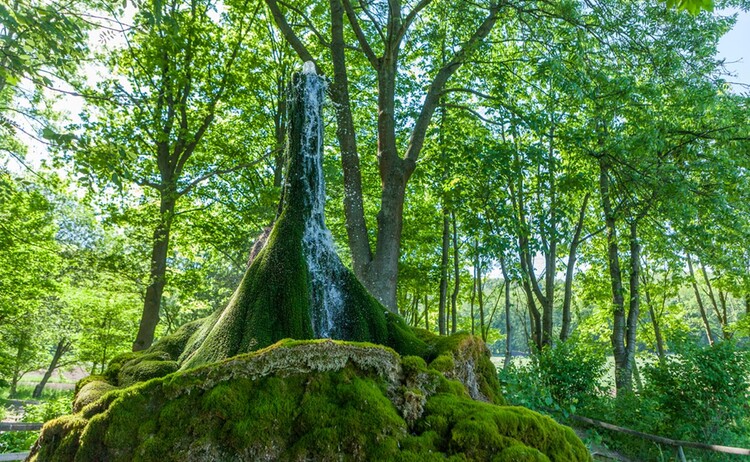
[642,341,750,445]
[535,339,606,406]
[499,337,606,413]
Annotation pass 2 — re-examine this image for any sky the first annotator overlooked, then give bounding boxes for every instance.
[717,8,750,92]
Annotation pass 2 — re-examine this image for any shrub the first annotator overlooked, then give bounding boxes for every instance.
[642,341,750,445]
[498,337,606,414]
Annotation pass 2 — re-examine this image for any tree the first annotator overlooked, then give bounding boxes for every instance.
[69,0,274,350]
[264,0,502,310]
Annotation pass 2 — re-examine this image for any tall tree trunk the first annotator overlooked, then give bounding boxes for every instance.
[438,210,450,335]
[718,288,730,339]
[599,157,630,395]
[9,338,27,398]
[451,211,459,334]
[133,193,176,351]
[542,124,557,347]
[687,254,714,346]
[642,276,666,363]
[561,193,589,341]
[624,220,641,391]
[700,262,729,339]
[33,339,71,399]
[328,0,371,282]
[500,256,512,369]
[273,75,287,188]
[470,261,477,336]
[476,240,485,341]
[424,294,429,331]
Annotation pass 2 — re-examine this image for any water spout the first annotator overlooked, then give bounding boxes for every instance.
[294,70,345,338]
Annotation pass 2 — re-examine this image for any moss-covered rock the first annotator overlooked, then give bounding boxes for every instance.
[30,340,590,462]
[418,330,505,405]
[72,380,116,413]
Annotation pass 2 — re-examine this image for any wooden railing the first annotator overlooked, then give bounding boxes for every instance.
[571,414,750,461]
[0,421,42,461]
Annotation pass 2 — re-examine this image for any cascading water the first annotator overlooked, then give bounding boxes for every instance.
[296,62,345,338]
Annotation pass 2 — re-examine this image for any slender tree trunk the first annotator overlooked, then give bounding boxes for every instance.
[133,193,176,351]
[501,256,512,369]
[700,262,729,339]
[32,339,71,399]
[273,75,287,188]
[561,193,589,341]
[599,157,631,395]
[424,294,429,331]
[438,210,450,335]
[470,262,477,336]
[328,0,371,281]
[642,278,666,363]
[476,241,485,341]
[412,292,420,328]
[624,220,641,391]
[451,211,459,334]
[542,124,557,347]
[718,289,730,339]
[687,255,714,346]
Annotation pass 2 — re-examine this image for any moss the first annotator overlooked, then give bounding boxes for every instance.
[73,380,117,413]
[27,414,87,462]
[74,375,108,395]
[494,445,551,462]
[415,394,590,462]
[29,340,590,462]
[118,359,179,387]
[148,319,204,360]
[420,331,505,405]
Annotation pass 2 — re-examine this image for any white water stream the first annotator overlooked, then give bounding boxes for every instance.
[297,62,345,338]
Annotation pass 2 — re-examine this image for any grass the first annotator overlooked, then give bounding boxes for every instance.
[1,385,74,402]
[19,373,77,385]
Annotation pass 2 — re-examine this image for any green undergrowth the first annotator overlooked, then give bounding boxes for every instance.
[30,340,590,461]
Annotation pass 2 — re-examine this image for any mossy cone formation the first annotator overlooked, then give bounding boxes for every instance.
[176,69,427,369]
[29,340,590,462]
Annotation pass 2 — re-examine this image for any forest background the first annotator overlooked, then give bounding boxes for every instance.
[1,0,750,459]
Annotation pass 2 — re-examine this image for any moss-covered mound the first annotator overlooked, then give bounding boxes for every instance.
[29,340,590,462]
[168,71,428,370]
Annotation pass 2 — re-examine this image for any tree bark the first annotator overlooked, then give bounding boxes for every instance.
[561,193,589,341]
[451,211,459,334]
[438,210,450,335]
[470,261,477,336]
[700,262,729,339]
[500,255,512,369]
[133,193,176,351]
[687,254,714,346]
[625,220,641,391]
[33,339,72,399]
[475,240,485,341]
[641,272,666,363]
[599,156,631,395]
[328,0,371,280]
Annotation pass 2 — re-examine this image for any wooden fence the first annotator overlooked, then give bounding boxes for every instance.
[0,421,40,462]
[571,414,750,461]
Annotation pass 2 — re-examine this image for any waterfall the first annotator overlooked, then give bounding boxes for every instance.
[297,62,345,338]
